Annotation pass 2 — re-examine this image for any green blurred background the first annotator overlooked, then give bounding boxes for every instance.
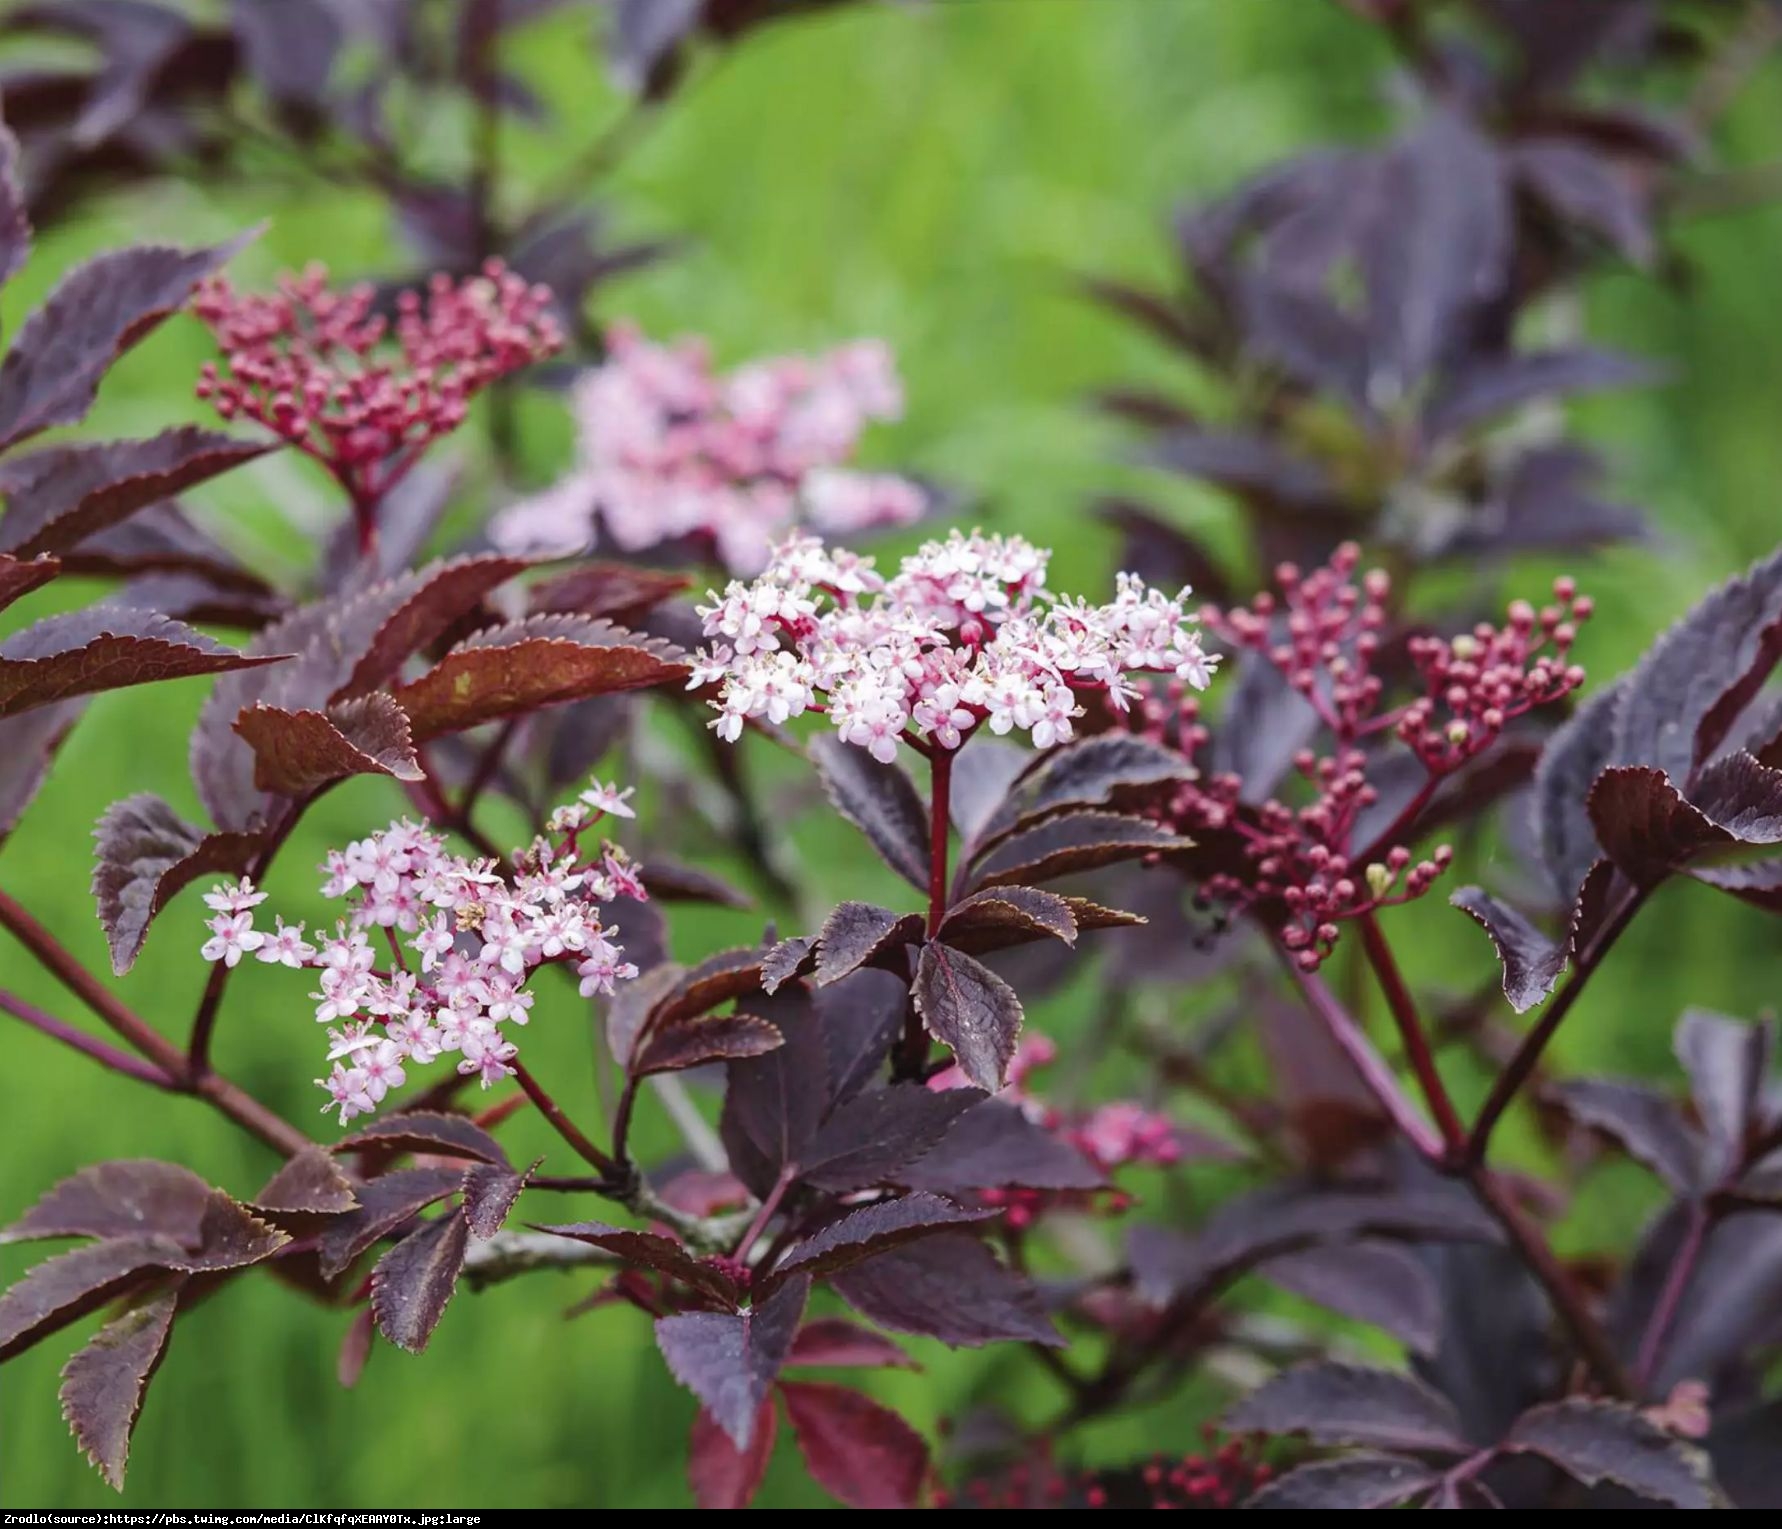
[6,0,1782,1507]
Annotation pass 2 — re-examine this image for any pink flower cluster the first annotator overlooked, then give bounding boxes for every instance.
[689,530,1217,760]
[1134,545,1589,968]
[490,324,923,573]
[198,782,644,1124]
[194,260,563,504]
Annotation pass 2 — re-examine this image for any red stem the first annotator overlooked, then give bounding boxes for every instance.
[1464,1164,1632,1397]
[0,988,178,1089]
[512,1059,616,1175]
[1277,946,1444,1162]
[733,1165,796,1264]
[187,807,303,1072]
[1632,1200,1709,1393]
[0,888,312,1156]
[926,748,953,937]
[1358,913,1466,1152]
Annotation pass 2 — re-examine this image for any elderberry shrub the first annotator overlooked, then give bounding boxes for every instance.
[4,0,1782,1514]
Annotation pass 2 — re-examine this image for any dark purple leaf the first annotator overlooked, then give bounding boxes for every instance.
[0,1238,180,1361]
[604,962,684,1067]
[1129,1185,1498,1308]
[0,124,28,288]
[1146,428,1338,512]
[0,231,252,451]
[528,562,691,626]
[1588,757,1782,884]
[1675,1008,1772,1177]
[370,1208,470,1353]
[0,693,79,844]
[231,693,422,797]
[534,1222,739,1309]
[607,0,702,94]
[831,1234,1062,1349]
[231,0,341,112]
[947,735,1030,845]
[760,935,817,995]
[0,552,60,612]
[770,1194,995,1285]
[972,810,1188,890]
[1258,1241,1442,1356]
[786,1319,918,1371]
[813,901,923,987]
[656,1276,809,1450]
[316,1166,466,1279]
[61,500,268,592]
[630,1011,784,1078]
[781,1381,929,1510]
[1454,442,1647,557]
[1534,674,1625,902]
[1361,110,1508,398]
[58,1278,182,1490]
[637,858,752,910]
[648,947,766,1031]
[899,1098,1105,1193]
[1613,545,1782,790]
[253,1147,358,1217]
[1223,1362,1469,1454]
[1689,858,1782,911]
[937,886,1082,956]
[797,1085,984,1193]
[987,734,1189,837]
[1504,1399,1723,1508]
[392,614,687,741]
[689,1400,777,1511]
[1246,1454,1439,1510]
[1554,1079,1701,1192]
[1449,886,1568,1013]
[1082,275,1206,357]
[193,554,528,829]
[461,1162,531,1241]
[720,989,828,1197]
[90,793,264,973]
[0,429,270,558]
[6,1160,228,1247]
[816,969,905,1104]
[1425,347,1652,438]
[0,607,283,719]
[912,941,1023,1092]
[1515,139,1654,265]
[334,1110,510,1167]
[807,733,930,890]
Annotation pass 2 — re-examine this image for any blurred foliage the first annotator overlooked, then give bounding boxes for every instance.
[4,0,1782,1507]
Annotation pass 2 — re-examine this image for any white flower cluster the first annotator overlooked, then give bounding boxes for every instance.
[690,531,1218,761]
[199,782,644,1124]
